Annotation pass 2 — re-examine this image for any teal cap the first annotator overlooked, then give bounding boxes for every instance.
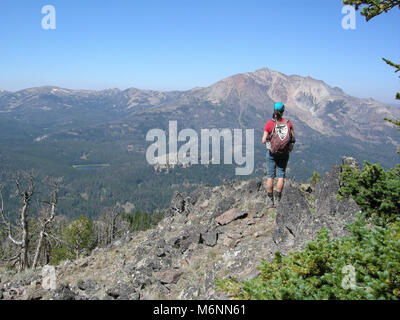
[274,102,285,111]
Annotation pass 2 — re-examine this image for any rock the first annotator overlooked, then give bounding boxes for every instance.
[215,209,248,226]
[227,232,243,240]
[106,283,139,300]
[204,272,217,293]
[165,192,187,217]
[5,286,25,299]
[272,165,360,255]
[52,285,77,300]
[254,211,264,218]
[178,286,200,300]
[76,259,88,268]
[314,165,342,205]
[142,282,170,300]
[112,240,122,247]
[342,156,361,171]
[246,177,263,194]
[156,249,166,257]
[272,181,312,250]
[222,237,233,247]
[121,231,132,243]
[130,267,154,289]
[237,269,260,281]
[26,288,44,300]
[179,231,202,251]
[180,258,189,268]
[41,265,57,290]
[154,269,183,284]
[313,164,360,238]
[254,203,265,217]
[200,200,209,208]
[61,259,71,268]
[77,279,97,292]
[189,186,210,205]
[30,279,41,287]
[213,195,236,218]
[200,231,218,247]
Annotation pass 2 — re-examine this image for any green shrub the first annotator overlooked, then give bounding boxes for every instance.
[63,215,97,258]
[339,162,400,223]
[217,216,400,300]
[309,171,322,188]
[49,246,75,266]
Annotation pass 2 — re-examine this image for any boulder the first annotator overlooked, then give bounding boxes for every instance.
[213,195,236,218]
[106,283,139,300]
[342,156,361,171]
[200,231,218,247]
[272,181,312,250]
[215,209,247,226]
[313,163,360,238]
[77,279,97,293]
[272,163,361,255]
[154,269,183,284]
[52,285,77,300]
[246,177,263,194]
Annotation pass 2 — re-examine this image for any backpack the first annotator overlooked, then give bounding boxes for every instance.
[268,119,293,155]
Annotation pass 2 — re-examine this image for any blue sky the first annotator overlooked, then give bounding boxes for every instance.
[0,0,399,104]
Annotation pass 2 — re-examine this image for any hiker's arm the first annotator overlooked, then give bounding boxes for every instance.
[291,129,296,143]
[262,131,268,144]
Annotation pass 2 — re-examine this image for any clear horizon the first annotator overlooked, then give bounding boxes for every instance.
[1,0,399,104]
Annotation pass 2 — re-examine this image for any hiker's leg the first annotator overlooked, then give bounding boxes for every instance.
[275,155,289,195]
[266,151,276,193]
[276,178,285,193]
[267,178,274,193]
[265,151,276,207]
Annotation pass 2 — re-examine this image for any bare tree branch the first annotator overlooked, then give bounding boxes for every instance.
[32,178,60,269]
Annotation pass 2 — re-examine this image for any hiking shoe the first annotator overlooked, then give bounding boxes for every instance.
[274,191,282,205]
[266,196,275,208]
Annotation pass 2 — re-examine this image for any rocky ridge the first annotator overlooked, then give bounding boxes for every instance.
[0,157,361,300]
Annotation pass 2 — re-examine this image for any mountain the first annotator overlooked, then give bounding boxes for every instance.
[0,158,361,300]
[0,67,399,217]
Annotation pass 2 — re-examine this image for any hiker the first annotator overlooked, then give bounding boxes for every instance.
[262,102,295,208]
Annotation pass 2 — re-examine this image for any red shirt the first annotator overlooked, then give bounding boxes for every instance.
[264,118,293,134]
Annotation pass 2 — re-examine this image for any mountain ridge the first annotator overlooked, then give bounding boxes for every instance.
[0,67,395,106]
[2,67,398,139]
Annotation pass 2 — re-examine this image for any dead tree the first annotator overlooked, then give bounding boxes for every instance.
[0,173,35,270]
[31,178,60,269]
[96,205,128,246]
